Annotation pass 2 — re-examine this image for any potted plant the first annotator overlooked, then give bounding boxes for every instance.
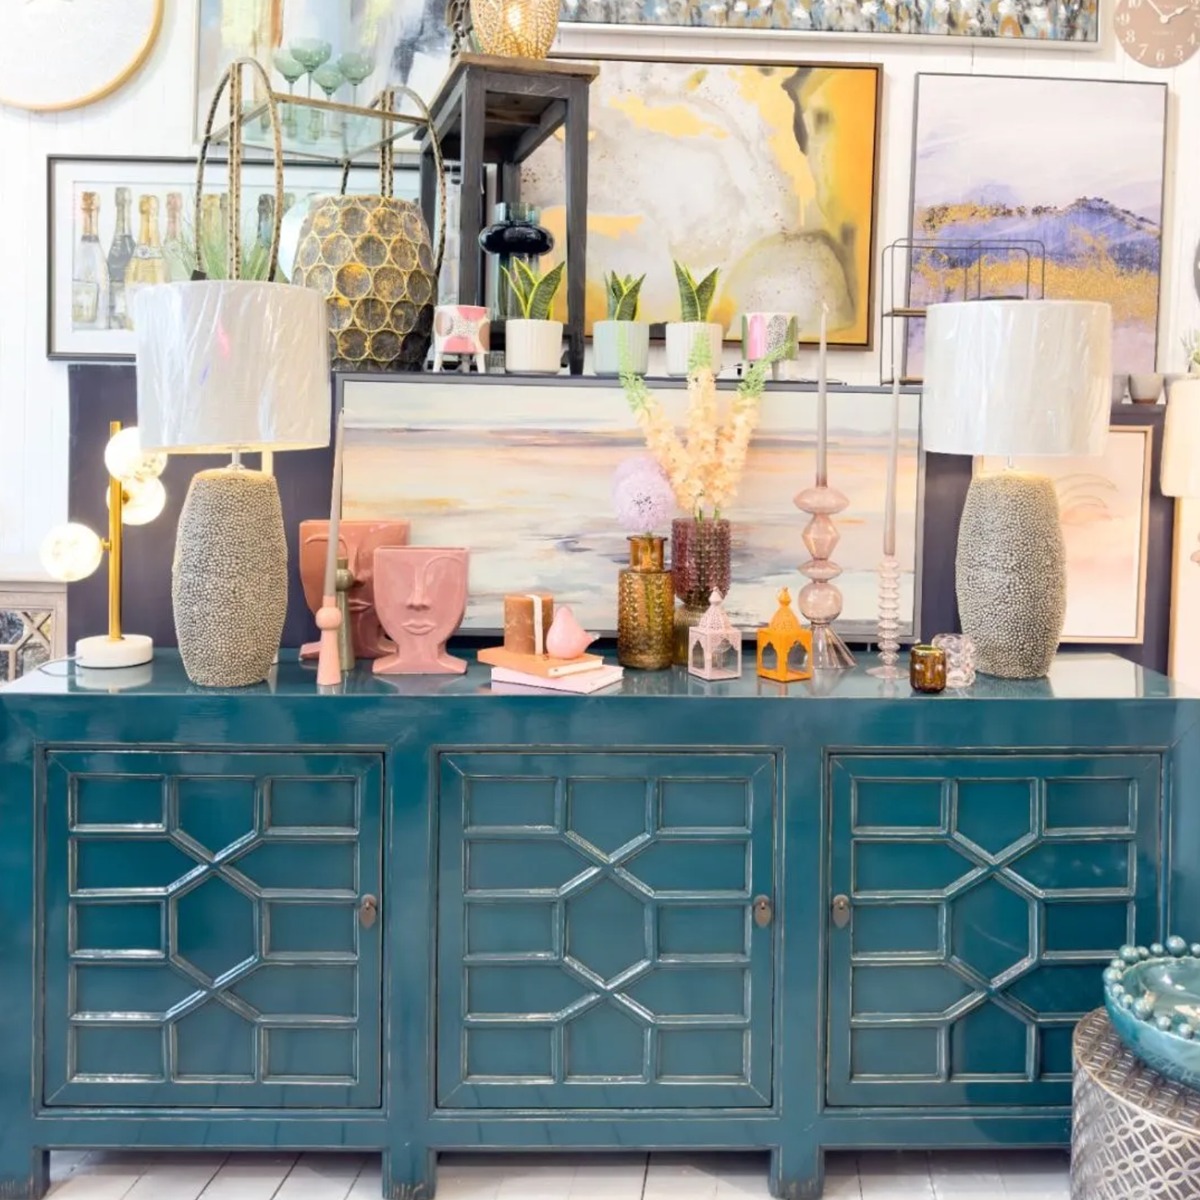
[1184,330,1200,376]
[502,259,565,374]
[593,272,648,377]
[665,261,723,377]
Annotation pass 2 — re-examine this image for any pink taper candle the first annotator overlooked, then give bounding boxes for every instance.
[883,374,900,558]
[316,408,345,687]
[816,302,828,487]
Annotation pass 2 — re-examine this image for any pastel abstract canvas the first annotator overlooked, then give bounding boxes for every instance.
[521,60,882,346]
[341,379,919,637]
[907,74,1167,376]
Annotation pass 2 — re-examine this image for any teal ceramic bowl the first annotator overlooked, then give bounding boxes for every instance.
[1103,936,1200,1090]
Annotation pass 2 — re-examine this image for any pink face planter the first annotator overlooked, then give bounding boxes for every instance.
[298,520,411,660]
[431,304,490,373]
[372,546,469,675]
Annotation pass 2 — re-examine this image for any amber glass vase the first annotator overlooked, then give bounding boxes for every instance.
[617,535,674,671]
[670,517,731,665]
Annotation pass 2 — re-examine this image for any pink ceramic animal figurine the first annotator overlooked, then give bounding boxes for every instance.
[372,546,469,675]
[299,519,410,660]
[544,605,598,658]
[432,304,490,373]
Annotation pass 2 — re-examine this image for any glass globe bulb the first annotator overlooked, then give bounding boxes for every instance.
[104,426,167,484]
[107,477,166,527]
[40,523,104,582]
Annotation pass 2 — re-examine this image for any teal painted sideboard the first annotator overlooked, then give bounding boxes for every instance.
[1,653,1197,1199]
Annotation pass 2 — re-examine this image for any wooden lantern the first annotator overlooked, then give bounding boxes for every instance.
[688,589,742,681]
[756,587,814,683]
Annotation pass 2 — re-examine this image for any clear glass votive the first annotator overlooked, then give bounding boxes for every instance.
[932,633,977,688]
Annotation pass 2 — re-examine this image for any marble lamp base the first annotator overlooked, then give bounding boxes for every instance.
[955,471,1066,680]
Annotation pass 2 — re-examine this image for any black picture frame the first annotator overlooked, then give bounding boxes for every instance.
[47,153,419,362]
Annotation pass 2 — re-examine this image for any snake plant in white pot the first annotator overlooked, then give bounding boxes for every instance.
[665,261,723,376]
[503,259,565,374]
[593,271,648,377]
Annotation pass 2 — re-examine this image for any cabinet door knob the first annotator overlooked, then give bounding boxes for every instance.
[752,895,773,928]
[831,894,851,929]
[359,894,378,929]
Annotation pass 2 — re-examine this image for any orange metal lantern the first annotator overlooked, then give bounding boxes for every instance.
[756,587,814,683]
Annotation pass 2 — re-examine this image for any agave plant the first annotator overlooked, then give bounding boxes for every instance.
[605,271,645,321]
[502,259,565,320]
[673,261,719,323]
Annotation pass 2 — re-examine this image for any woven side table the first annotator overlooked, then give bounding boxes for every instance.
[1073,1009,1200,1199]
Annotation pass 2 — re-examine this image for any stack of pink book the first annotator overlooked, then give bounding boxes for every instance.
[477,647,624,694]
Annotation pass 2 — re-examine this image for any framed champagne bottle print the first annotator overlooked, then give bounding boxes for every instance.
[47,155,419,361]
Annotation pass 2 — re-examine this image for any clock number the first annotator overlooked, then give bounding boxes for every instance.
[1124,27,1138,40]
[1156,47,1166,62]
[1116,9,1131,21]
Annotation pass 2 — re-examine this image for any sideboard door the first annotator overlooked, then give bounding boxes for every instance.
[825,752,1161,1108]
[42,749,384,1109]
[435,750,777,1109]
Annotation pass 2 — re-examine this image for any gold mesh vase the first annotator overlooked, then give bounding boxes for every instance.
[293,85,446,371]
[617,535,674,671]
[470,0,559,58]
[294,195,438,370]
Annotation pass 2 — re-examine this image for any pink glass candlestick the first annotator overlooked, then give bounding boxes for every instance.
[794,481,856,671]
[867,555,902,679]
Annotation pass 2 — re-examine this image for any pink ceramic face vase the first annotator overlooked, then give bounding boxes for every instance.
[299,520,410,659]
[373,547,469,675]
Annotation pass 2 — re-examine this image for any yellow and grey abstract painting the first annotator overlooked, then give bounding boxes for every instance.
[522,60,881,347]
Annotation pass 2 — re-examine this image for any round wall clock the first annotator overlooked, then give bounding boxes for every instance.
[1115,0,1200,65]
[0,0,163,113]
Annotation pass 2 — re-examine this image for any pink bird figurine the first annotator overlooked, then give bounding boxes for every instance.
[544,605,598,658]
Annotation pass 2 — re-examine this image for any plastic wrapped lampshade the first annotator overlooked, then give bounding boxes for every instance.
[1161,379,1200,498]
[923,300,1112,457]
[132,280,331,453]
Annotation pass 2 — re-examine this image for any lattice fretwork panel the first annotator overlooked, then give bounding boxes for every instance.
[436,751,778,1110]
[41,750,383,1108]
[826,753,1162,1108]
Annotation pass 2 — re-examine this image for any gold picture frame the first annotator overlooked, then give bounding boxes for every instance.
[0,0,163,113]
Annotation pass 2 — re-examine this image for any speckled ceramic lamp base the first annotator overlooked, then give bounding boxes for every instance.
[173,468,288,688]
[955,472,1065,680]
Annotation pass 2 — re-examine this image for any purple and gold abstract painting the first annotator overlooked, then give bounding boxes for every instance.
[907,74,1167,377]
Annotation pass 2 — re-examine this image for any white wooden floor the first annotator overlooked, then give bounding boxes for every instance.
[45,1149,1071,1199]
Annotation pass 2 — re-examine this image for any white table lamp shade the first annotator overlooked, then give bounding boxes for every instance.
[922,300,1112,457]
[133,280,331,453]
[1161,378,1200,498]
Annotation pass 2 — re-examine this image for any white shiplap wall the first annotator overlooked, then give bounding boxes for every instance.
[1,2,1198,665]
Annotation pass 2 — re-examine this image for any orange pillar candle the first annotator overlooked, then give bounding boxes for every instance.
[503,592,554,655]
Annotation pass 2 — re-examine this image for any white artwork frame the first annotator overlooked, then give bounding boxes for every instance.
[977,425,1152,645]
[340,374,922,638]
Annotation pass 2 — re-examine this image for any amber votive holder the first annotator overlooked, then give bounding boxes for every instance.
[910,644,947,693]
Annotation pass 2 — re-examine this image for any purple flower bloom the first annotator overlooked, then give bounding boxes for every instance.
[612,462,675,534]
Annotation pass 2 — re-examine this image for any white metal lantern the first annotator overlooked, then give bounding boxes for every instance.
[688,589,742,681]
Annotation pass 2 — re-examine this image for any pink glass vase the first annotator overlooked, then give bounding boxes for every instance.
[670,517,731,665]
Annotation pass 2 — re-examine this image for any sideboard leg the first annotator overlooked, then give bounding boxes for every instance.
[0,1148,47,1199]
[770,1144,823,1200]
[382,1145,436,1200]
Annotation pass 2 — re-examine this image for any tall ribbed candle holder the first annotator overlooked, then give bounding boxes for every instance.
[794,482,856,670]
[866,555,902,679]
